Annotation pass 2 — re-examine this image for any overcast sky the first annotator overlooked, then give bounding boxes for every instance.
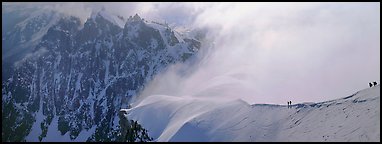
[4,2,380,105]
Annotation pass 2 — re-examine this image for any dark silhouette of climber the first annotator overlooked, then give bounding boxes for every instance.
[289,101,292,108]
[287,101,290,108]
[373,81,378,86]
[369,82,373,87]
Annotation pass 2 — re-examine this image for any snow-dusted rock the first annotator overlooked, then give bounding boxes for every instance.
[2,7,202,142]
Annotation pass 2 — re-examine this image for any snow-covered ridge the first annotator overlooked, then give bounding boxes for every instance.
[122,85,380,142]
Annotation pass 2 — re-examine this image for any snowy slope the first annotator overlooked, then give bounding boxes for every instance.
[123,85,380,142]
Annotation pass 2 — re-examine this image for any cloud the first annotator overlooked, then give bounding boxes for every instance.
[136,2,380,105]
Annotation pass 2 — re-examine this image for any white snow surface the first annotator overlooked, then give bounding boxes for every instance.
[124,85,380,142]
[25,94,45,142]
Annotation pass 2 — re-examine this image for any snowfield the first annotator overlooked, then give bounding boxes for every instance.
[122,85,380,142]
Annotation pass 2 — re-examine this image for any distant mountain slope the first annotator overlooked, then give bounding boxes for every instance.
[2,8,204,142]
[122,85,380,142]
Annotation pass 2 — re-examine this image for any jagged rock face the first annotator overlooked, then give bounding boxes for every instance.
[2,10,202,142]
[118,109,130,141]
[118,109,153,142]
